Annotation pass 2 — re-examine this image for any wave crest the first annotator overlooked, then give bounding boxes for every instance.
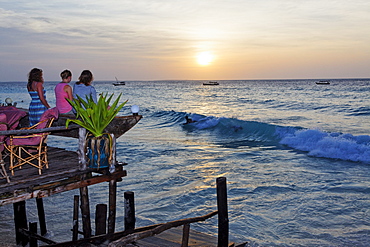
[157,111,370,164]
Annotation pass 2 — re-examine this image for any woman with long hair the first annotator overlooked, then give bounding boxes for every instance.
[27,68,50,126]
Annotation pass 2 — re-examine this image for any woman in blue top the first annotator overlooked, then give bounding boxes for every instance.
[73,70,97,103]
[27,68,51,126]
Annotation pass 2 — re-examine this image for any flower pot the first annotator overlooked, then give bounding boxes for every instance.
[86,133,112,169]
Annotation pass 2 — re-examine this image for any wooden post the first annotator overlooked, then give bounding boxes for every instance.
[181,223,190,247]
[36,198,47,236]
[109,133,116,173]
[78,128,87,170]
[79,185,91,238]
[72,195,79,241]
[13,201,28,246]
[124,191,135,232]
[108,179,117,234]
[95,204,107,235]
[29,222,38,247]
[216,177,229,247]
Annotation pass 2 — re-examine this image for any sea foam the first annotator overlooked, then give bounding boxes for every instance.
[279,128,370,164]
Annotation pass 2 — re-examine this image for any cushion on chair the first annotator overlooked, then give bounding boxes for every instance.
[36,107,59,129]
[7,136,42,146]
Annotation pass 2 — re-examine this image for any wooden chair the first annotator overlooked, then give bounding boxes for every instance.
[5,108,58,175]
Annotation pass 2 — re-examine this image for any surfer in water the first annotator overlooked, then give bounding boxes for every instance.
[185,116,196,124]
[232,125,243,132]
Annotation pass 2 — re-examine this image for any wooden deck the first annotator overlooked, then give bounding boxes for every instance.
[0,147,126,206]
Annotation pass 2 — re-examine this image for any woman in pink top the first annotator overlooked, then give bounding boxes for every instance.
[54,69,73,114]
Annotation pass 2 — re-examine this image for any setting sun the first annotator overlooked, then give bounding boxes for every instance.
[196,51,214,66]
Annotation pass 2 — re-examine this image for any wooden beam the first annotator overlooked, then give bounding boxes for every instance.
[108,179,117,234]
[19,227,57,245]
[13,201,28,246]
[36,198,47,236]
[72,195,79,241]
[217,177,229,247]
[80,182,91,238]
[29,222,38,247]
[78,128,87,170]
[181,223,190,247]
[95,204,107,235]
[124,191,135,232]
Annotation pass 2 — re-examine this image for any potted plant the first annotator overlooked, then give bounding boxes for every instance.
[66,93,127,168]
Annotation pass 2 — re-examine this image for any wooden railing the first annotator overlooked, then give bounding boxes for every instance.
[0,124,79,136]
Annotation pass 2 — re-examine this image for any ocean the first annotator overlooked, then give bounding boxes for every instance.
[0,79,369,246]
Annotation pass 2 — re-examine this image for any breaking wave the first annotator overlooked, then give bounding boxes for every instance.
[171,112,370,164]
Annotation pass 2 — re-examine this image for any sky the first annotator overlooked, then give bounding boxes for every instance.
[1,0,370,81]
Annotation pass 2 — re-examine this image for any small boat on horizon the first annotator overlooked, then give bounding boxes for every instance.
[203,81,219,86]
[315,80,330,85]
[113,77,125,86]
